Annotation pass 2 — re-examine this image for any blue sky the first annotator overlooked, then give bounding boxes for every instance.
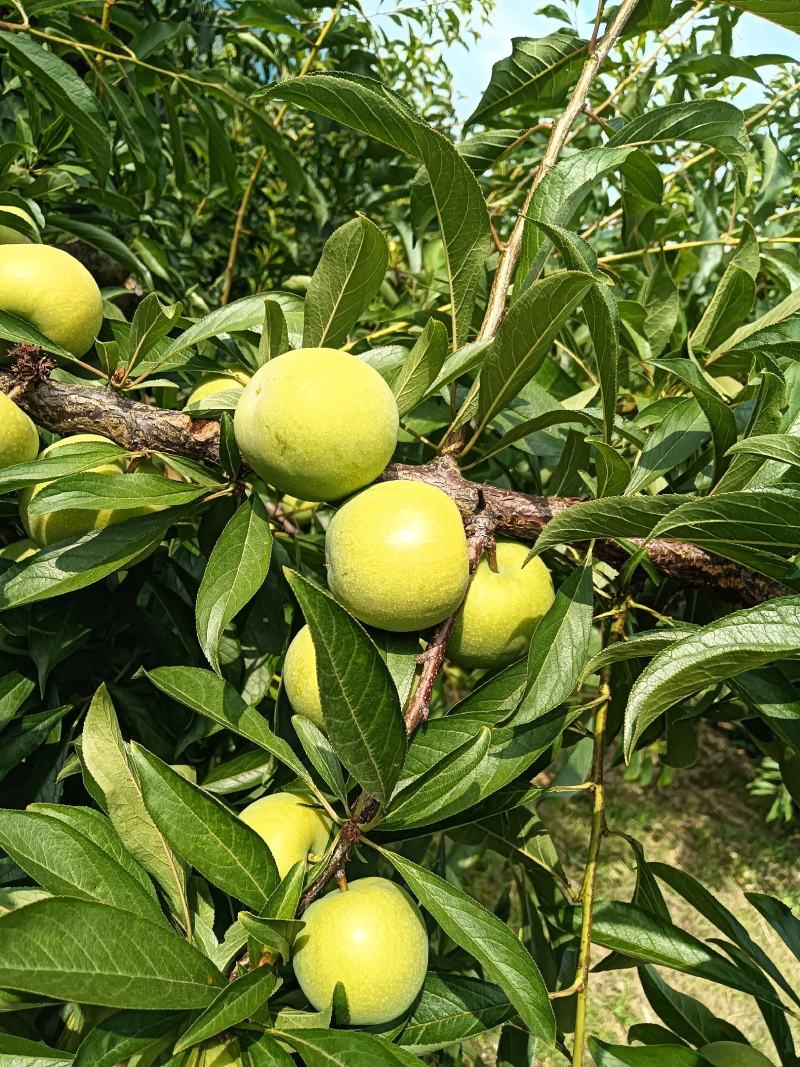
[433,1,800,120]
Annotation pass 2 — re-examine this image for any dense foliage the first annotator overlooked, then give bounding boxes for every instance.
[0,0,799,1065]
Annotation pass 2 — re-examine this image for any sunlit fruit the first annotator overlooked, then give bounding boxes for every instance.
[0,394,38,471]
[233,347,398,500]
[700,1043,775,1067]
[0,205,34,245]
[325,480,468,631]
[239,791,332,879]
[448,540,554,668]
[186,371,250,408]
[283,625,323,729]
[0,244,103,356]
[19,434,157,548]
[0,539,38,562]
[292,877,428,1025]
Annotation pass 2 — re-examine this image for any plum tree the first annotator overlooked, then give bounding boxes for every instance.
[292,877,428,1024]
[283,625,323,729]
[239,792,332,878]
[325,480,469,631]
[448,540,555,668]
[0,394,38,471]
[233,348,398,500]
[0,245,102,355]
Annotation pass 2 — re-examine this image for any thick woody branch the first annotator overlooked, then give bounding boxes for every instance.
[0,370,785,605]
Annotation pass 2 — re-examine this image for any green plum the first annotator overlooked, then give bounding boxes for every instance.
[0,394,38,471]
[283,625,324,729]
[448,540,555,668]
[239,791,332,879]
[292,877,428,1025]
[325,480,469,631]
[233,347,398,500]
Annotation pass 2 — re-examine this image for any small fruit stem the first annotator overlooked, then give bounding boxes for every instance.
[335,869,348,893]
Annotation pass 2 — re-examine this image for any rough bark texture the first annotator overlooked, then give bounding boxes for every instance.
[0,369,787,605]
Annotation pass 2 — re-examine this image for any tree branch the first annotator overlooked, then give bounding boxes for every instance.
[0,369,786,606]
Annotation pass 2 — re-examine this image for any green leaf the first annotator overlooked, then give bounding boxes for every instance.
[582,627,693,680]
[0,309,77,362]
[145,666,310,783]
[474,271,594,432]
[624,597,800,758]
[714,371,786,492]
[0,706,70,782]
[130,743,279,909]
[0,897,223,1009]
[0,809,164,923]
[174,965,276,1052]
[0,512,176,610]
[285,571,406,806]
[727,434,800,470]
[746,893,800,965]
[378,848,555,1046]
[640,255,678,359]
[465,31,586,128]
[392,319,450,416]
[196,496,273,673]
[26,473,205,515]
[275,1028,425,1065]
[726,1,800,33]
[303,217,388,349]
[257,299,290,366]
[0,671,34,730]
[292,715,348,807]
[589,1039,710,1066]
[160,293,302,365]
[0,32,111,178]
[0,441,124,495]
[0,1035,71,1066]
[237,912,304,962]
[243,1033,295,1066]
[126,293,183,375]
[510,557,594,726]
[259,73,490,348]
[639,965,747,1048]
[529,496,680,557]
[648,490,800,549]
[691,224,759,351]
[73,1010,184,1067]
[81,685,188,925]
[626,399,708,495]
[394,973,514,1054]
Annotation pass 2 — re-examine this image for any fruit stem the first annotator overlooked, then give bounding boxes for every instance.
[335,869,348,893]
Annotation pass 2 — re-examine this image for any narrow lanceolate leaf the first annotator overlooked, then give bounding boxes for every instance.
[0,809,164,923]
[625,597,800,759]
[725,1,800,33]
[159,293,302,364]
[285,571,406,806]
[509,557,594,726]
[465,31,586,128]
[691,223,759,351]
[126,293,183,374]
[395,974,515,1054]
[174,965,276,1052]
[0,898,223,1009]
[475,271,594,431]
[647,490,800,549]
[259,73,490,348]
[639,965,747,1048]
[0,512,176,610]
[529,496,681,558]
[292,715,349,807]
[275,1028,425,1066]
[81,685,188,925]
[130,744,279,909]
[379,848,556,1046]
[0,1035,71,1066]
[0,32,112,179]
[145,666,310,783]
[0,442,127,496]
[196,496,273,673]
[627,398,708,495]
[726,434,800,470]
[589,1038,709,1066]
[0,671,34,729]
[73,1010,184,1067]
[27,473,205,515]
[392,319,450,416]
[303,217,389,349]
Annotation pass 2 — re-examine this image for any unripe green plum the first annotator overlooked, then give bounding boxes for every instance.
[325,480,469,632]
[0,205,34,245]
[233,347,398,500]
[19,434,158,549]
[0,539,38,562]
[293,877,428,1025]
[0,244,103,356]
[0,394,39,470]
[186,371,250,408]
[283,625,323,729]
[700,1043,775,1066]
[448,540,555,668]
[282,495,320,525]
[239,791,332,879]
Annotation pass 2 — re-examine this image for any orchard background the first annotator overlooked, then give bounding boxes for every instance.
[0,0,800,1064]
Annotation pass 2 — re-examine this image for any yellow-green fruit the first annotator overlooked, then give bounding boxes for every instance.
[239,792,332,879]
[448,541,555,668]
[283,625,323,729]
[0,205,34,245]
[282,494,319,525]
[0,244,103,356]
[233,348,399,500]
[187,372,250,407]
[325,480,468,632]
[293,877,428,1025]
[700,1043,775,1067]
[0,394,39,470]
[0,539,38,562]
[19,433,156,549]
